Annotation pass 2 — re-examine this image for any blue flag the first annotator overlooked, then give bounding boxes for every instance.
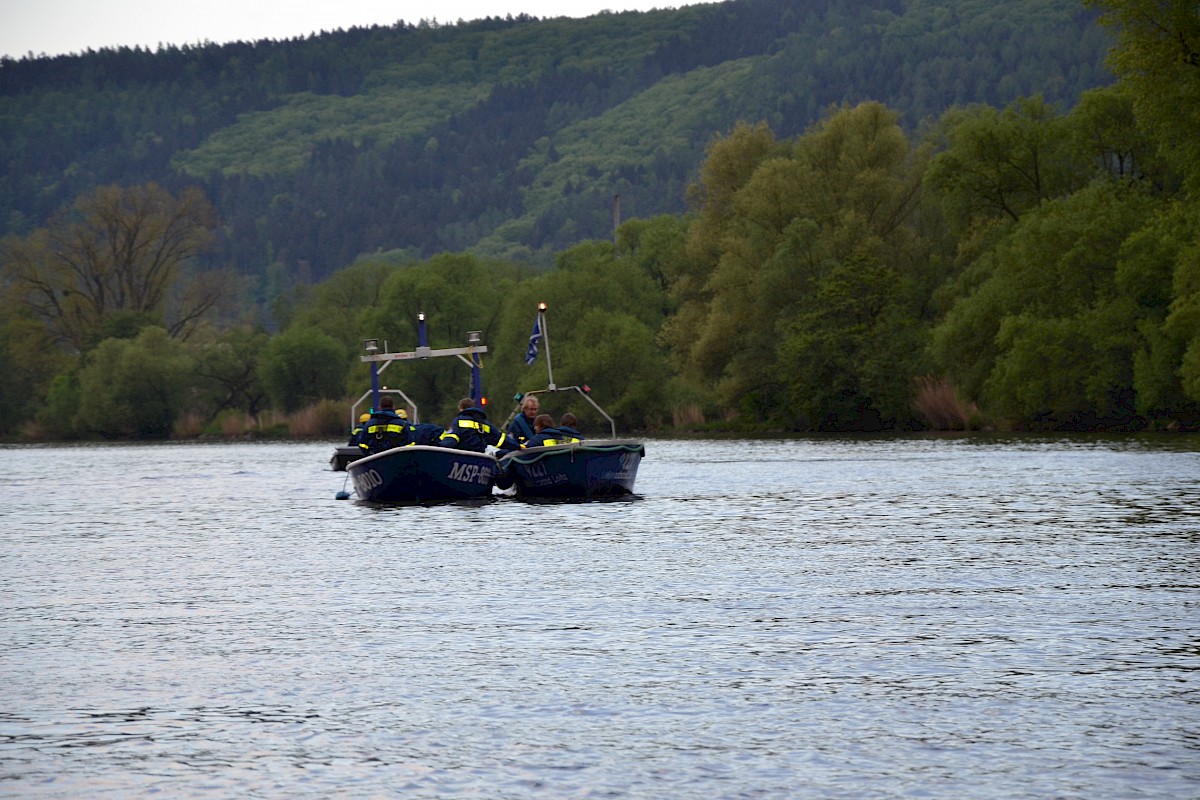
[525,316,541,365]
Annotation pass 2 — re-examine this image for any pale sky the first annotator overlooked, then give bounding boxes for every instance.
[1,0,708,60]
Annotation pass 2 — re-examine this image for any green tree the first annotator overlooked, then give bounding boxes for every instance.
[76,326,195,438]
[486,240,672,430]
[1087,0,1200,193]
[924,96,1087,236]
[287,258,401,352]
[258,326,349,410]
[193,326,271,420]
[931,180,1162,427]
[777,258,927,430]
[660,122,785,380]
[354,253,525,421]
[1,183,224,352]
[664,104,932,421]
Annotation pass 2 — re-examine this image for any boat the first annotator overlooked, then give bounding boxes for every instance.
[497,303,646,500]
[330,313,478,475]
[330,445,362,471]
[348,445,499,504]
[497,439,644,499]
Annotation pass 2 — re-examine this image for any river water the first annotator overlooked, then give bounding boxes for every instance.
[1,435,1197,798]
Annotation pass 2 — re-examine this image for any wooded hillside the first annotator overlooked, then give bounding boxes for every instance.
[2,0,1111,296]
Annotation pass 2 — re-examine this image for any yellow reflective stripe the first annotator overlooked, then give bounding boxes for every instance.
[458,419,490,432]
[385,424,404,434]
[543,438,560,446]
[440,432,460,442]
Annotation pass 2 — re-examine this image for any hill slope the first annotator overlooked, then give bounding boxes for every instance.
[0,0,1112,289]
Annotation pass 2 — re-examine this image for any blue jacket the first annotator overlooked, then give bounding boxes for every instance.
[357,409,410,454]
[409,422,445,447]
[523,426,582,448]
[438,407,510,453]
[507,413,537,447]
[558,425,584,442]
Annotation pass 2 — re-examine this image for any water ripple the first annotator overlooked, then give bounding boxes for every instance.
[1,436,1198,798]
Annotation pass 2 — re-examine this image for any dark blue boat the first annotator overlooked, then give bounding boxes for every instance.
[347,445,498,504]
[497,440,644,499]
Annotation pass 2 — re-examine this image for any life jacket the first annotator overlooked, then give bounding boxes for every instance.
[439,408,507,452]
[408,422,445,447]
[507,414,537,446]
[523,427,580,448]
[359,410,409,453]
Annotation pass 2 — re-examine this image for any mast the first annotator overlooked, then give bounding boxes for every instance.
[538,301,554,390]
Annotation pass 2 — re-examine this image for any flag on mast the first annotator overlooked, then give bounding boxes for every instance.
[525,316,541,365]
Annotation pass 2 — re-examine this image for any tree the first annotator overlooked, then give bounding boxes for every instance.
[663,104,932,420]
[777,257,926,430]
[1087,0,1200,193]
[924,97,1087,235]
[258,326,349,410]
[1,183,223,352]
[76,326,195,438]
[931,180,1162,427]
[193,326,271,421]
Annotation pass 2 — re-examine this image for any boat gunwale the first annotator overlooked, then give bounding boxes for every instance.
[349,443,500,471]
[499,439,645,467]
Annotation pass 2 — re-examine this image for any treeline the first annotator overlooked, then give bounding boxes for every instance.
[1,0,1112,302]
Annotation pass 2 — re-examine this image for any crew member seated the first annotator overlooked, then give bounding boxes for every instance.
[357,396,411,454]
[557,413,584,443]
[408,421,446,446]
[522,413,581,448]
[506,394,540,447]
[438,398,511,453]
[348,412,370,446]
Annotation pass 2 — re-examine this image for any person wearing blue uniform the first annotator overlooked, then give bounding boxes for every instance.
[348,412,371,446]
[438,398,511,453]
[506,394,540,448]
[523,413,582,448]
[356,396,411,454]
[557,413,584,443]
[408,422,445,446]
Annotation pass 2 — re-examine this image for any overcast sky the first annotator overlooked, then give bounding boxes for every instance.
[1,0,711,60]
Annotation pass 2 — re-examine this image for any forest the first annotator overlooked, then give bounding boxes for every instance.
[1,0,1197,439]
[3,0,1111,287]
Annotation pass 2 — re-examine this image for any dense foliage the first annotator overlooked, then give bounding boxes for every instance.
[2,0,1197,439]
[2,0,1111,294]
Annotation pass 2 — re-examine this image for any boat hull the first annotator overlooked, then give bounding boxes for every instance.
[499,440,644,499]
[348,445,498,504]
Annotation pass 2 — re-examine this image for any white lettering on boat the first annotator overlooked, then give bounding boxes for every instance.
[351,468,384,495]
[448,461,491,485]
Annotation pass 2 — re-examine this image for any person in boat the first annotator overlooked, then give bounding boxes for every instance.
[522,414,581,448]
[357,396,411,454]
[557,413,584,442]
[438,398,512,453]
[506,394,540,447]
[348,412,371,446]
[408,421,445,446]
